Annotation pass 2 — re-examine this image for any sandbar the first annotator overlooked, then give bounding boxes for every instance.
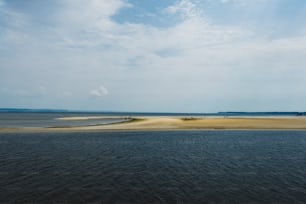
[1,116,306,132]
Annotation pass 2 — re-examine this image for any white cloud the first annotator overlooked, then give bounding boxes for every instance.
[166,0,203,20]
[1,0,306,111]
[58,0,130,28]
[219,0,271,5]
[90,85,109,97]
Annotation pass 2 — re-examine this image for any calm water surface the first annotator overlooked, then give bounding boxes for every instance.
[0,113,127,128]
[1,130,306,203]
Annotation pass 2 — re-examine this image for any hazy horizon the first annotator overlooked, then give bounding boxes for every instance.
[1,107,306,115]
[1,0,306,112]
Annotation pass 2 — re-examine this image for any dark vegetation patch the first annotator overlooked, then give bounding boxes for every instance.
[181,117,200,121]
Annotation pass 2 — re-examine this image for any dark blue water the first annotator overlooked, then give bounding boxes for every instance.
[1,130,306,203]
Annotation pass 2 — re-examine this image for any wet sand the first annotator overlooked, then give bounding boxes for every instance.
[1,116,306,132]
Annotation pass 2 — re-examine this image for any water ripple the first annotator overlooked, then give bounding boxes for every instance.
[1,130,306,203]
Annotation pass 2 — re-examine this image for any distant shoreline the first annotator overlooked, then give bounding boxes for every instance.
[1,108,306,116]
[1,116,306,132]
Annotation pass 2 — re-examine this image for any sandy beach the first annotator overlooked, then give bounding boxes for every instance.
[1,116,306,132]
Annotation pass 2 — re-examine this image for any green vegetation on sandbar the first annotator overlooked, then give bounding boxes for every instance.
[181,117,199,121]
[122,118,146,123]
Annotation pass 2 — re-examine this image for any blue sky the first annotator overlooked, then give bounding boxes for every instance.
[1,0,306,112]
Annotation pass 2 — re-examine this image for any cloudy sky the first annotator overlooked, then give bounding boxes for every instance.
[1,0,306,112]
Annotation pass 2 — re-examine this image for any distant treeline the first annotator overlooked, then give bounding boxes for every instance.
[0,108,305,116]
[218,112,306,116]
[0,108,69,113]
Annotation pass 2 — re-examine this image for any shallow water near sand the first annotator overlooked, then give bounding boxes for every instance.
[1,130,306,203]
[0,113,127,128]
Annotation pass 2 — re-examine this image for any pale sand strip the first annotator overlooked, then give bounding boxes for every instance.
[1,116,306,132]
[56,116,127,120]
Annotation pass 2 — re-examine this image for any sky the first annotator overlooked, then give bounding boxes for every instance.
[1,0,306,112]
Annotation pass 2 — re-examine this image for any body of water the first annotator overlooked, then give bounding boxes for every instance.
[0,113,127,128]
[1,130,306,203]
